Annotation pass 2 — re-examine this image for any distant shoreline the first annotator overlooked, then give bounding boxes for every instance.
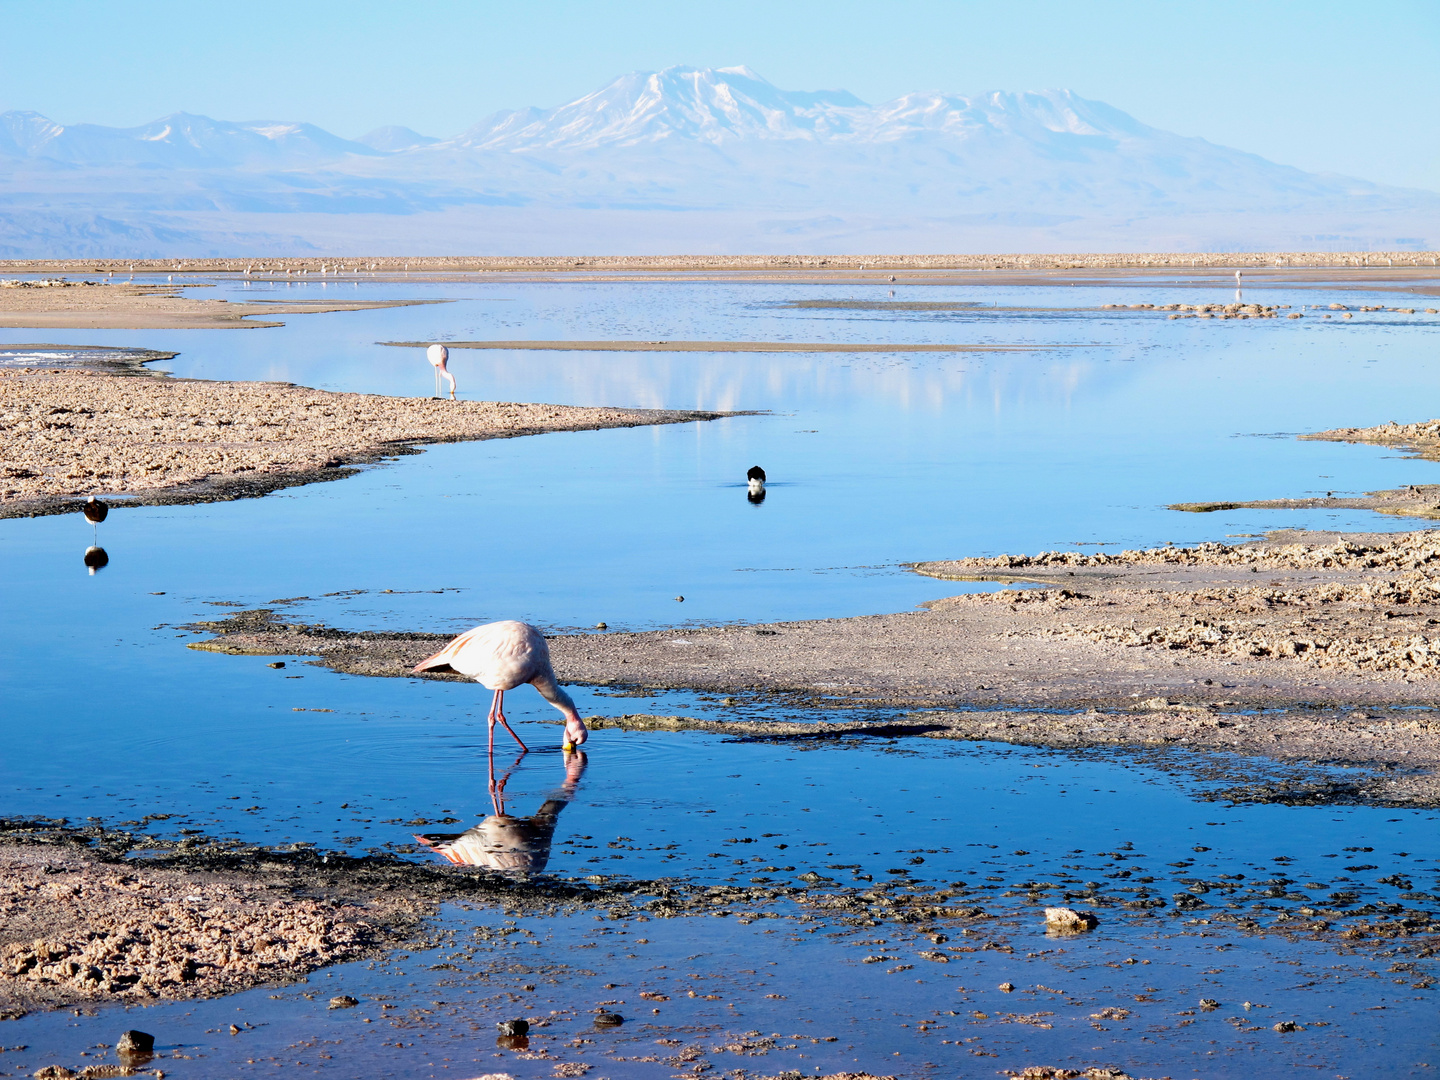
[2,252,1438,276]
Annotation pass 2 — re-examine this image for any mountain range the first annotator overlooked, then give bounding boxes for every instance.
[1,65,1435,257]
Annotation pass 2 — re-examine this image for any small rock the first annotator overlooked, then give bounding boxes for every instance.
[1273,1020,1303,1032]
[327,996,358,1009]
[1199,998,1220,1009]
[496,1019,529,1037]
[115,1032,154,1054]
[267,662,285,669]
[593,1011,624,1026]
[999,982,1015,992]
[594,622,607,630]
[1044,907,1099,933]
[228,1024,240,1035]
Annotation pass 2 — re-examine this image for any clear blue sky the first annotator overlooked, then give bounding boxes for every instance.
[2,0,1437,191]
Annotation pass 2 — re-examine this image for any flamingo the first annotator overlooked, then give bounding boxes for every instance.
[83,496,108,542]
[427,343,456,399]
[412,621,588,751]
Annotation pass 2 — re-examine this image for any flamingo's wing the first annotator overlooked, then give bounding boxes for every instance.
[412,621,547,688]
[412,624,490,674]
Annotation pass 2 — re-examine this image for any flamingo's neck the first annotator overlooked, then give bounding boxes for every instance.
[532,672,579,721]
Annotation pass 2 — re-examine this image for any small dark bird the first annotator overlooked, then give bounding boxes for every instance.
[83,496,108,542]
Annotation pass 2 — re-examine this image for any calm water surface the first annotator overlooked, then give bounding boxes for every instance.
[1,273,1438,1076]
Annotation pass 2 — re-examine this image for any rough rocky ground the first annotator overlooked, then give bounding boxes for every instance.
[0,842,421,1016]
[0,369,730,517]
[0,278,443,329]
[188,529,1440,805]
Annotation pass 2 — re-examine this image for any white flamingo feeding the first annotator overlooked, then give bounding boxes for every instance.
[412,621,589,752]
[426,343,456,399]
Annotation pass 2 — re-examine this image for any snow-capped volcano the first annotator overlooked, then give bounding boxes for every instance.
[449,66,1149,151]
[450,65,867,150]
[0,65,1435,256]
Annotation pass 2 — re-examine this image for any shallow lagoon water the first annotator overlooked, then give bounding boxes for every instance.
[2,274,1439,1076]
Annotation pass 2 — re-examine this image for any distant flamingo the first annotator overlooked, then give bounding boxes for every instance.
[412,621,588,751]
[427,343,456,399]
[83,496,108,542]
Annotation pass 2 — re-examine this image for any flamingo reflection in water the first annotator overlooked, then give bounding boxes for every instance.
[414,748,586,873]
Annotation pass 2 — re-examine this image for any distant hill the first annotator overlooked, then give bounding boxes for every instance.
[1,66,1435,256]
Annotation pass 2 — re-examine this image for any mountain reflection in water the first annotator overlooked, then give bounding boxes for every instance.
[414,748,585,874]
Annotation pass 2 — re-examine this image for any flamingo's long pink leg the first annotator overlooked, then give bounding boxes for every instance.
[492,689,529,751]
[487,689,501,754]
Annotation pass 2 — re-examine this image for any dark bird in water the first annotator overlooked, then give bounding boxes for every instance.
[83,496,108,542]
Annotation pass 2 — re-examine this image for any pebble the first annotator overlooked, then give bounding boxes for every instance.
[593,1011,624,1026]
[1044,906,1099,933]
[116,1031,154,1053]
[595,622,607,630]
[327,995,359,1009]
[267,662,285,668]
[496,1019,529,1036]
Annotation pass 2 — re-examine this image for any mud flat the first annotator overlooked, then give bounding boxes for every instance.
[0,278,443,329]
[188,529,1440,806]
[0,368,733,518]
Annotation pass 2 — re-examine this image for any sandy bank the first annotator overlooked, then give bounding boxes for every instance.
[0,369,733,518]
[188,529,1440,805]
[0,279,444,329]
